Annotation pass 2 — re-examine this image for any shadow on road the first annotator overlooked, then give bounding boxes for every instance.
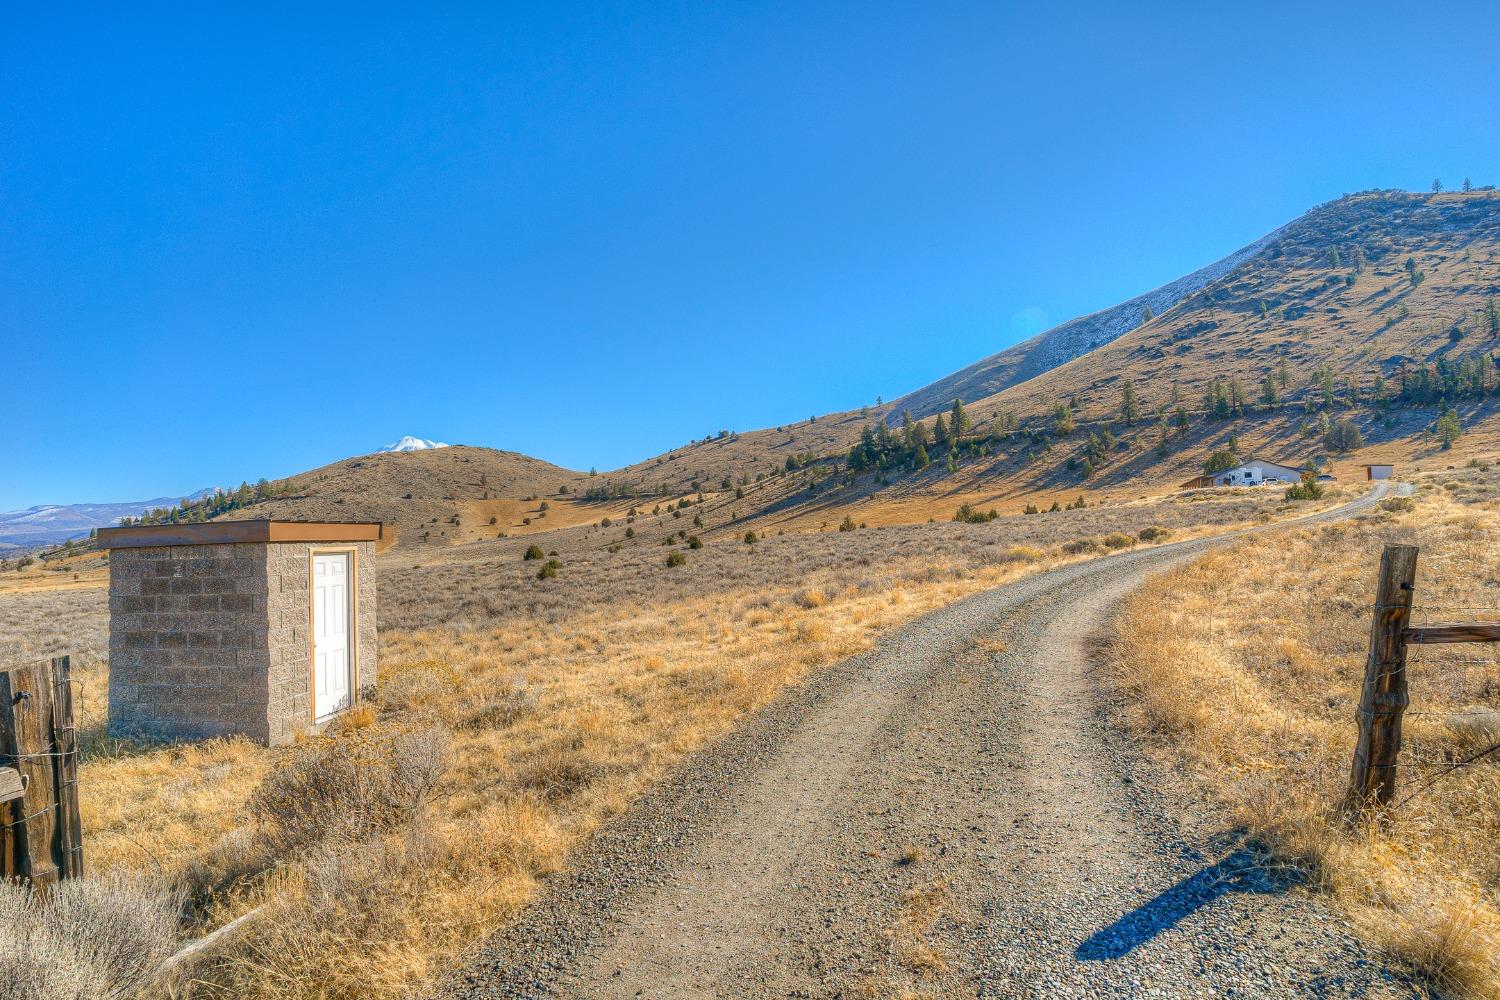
[1076,847,1286,961]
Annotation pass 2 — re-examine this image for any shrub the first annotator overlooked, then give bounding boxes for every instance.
[1137,525,1171,543]
[251,726,450,852]
[839,515,857,532]
[1023,504,1039,515]
[600,517,612,528]
[1324,418,1364,453]
[523,544,544,561]
[0,871,182,1000]
[1101,532,1136,550]
[687,536,703,550]
[1062,537,1103,555]
[743,531,757,545]
[1284,481,1325,501]
[1378,496,1416,514]
[666,551,687,567]
[797,588,828,609]
[537,559,561,579]
[624,526,635,538]
[954,503,999,524]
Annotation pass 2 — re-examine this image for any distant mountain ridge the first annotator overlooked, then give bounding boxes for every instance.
[0,488,218,551]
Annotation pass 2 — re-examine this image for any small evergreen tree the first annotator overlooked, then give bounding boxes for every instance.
[1203,449,1238,475]
[1119,381,1140,425]
[1436,408,1462,449]
[949,399,971,440]
[1052,402,1075,436]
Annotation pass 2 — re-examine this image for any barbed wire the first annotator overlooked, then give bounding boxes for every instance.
[1395,740,1500,809]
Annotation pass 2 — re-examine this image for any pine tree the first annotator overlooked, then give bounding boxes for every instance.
[1437,408,1461,449]
[1052,402,1075,436]
[1119,381,1140,425]
[933,413,950,448]
[949,398,971,440]
[1261,374,1279,405]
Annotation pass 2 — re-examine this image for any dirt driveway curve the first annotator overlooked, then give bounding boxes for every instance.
[441,483,1415,999]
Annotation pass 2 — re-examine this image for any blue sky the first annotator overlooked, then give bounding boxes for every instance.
[5,3,1499,510]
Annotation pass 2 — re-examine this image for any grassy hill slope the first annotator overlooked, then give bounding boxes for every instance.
[168,190,1500,548]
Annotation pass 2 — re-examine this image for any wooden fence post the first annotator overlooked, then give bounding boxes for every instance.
[0,655,84,888]
[1344,543,1418,820]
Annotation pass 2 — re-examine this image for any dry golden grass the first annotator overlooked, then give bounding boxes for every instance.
[1112,468,1500,998]
[66,535,1101,998]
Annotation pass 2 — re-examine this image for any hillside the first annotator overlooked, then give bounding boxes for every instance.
[888,216,1294,420]
[587,190,1500,523]
[216,446,591,547]
[170,189,1500,548]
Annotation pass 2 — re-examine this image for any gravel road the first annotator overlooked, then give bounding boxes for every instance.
[440,484,1415,999]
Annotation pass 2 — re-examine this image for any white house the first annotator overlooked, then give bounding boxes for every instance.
[1363,464,1394,481]
[1180,457,1305,489]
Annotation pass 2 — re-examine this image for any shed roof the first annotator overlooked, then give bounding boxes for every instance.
[97,520,383,549]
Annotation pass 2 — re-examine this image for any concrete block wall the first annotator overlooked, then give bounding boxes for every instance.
[108,539,378,746]
[107,543,274,743]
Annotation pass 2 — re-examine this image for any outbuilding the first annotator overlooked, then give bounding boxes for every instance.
[98,520,381,746]
[1363,464,1394,481]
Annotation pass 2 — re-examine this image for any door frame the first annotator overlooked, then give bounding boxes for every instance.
[307,545,360,723]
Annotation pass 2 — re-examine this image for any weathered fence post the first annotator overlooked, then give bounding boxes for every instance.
[1344,544,1418,820]
[0,655,84,888]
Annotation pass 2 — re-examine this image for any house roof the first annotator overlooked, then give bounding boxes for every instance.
[1235,457,1305,474]
[97,520,384,549]
[1362,463,1394,468]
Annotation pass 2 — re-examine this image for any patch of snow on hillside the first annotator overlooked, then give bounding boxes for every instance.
[377,436,450,454]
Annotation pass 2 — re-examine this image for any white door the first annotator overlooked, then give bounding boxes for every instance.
[312,552,352,721]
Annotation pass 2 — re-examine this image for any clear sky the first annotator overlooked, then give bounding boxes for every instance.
[5,3,1499,510]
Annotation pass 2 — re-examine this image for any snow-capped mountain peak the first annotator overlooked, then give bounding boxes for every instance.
[377,436,450,454]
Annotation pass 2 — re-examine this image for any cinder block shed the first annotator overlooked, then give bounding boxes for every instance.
[97,520,381,746]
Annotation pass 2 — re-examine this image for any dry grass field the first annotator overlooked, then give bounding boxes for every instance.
[0,484,1348,999]
[1113,463,1500,998]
